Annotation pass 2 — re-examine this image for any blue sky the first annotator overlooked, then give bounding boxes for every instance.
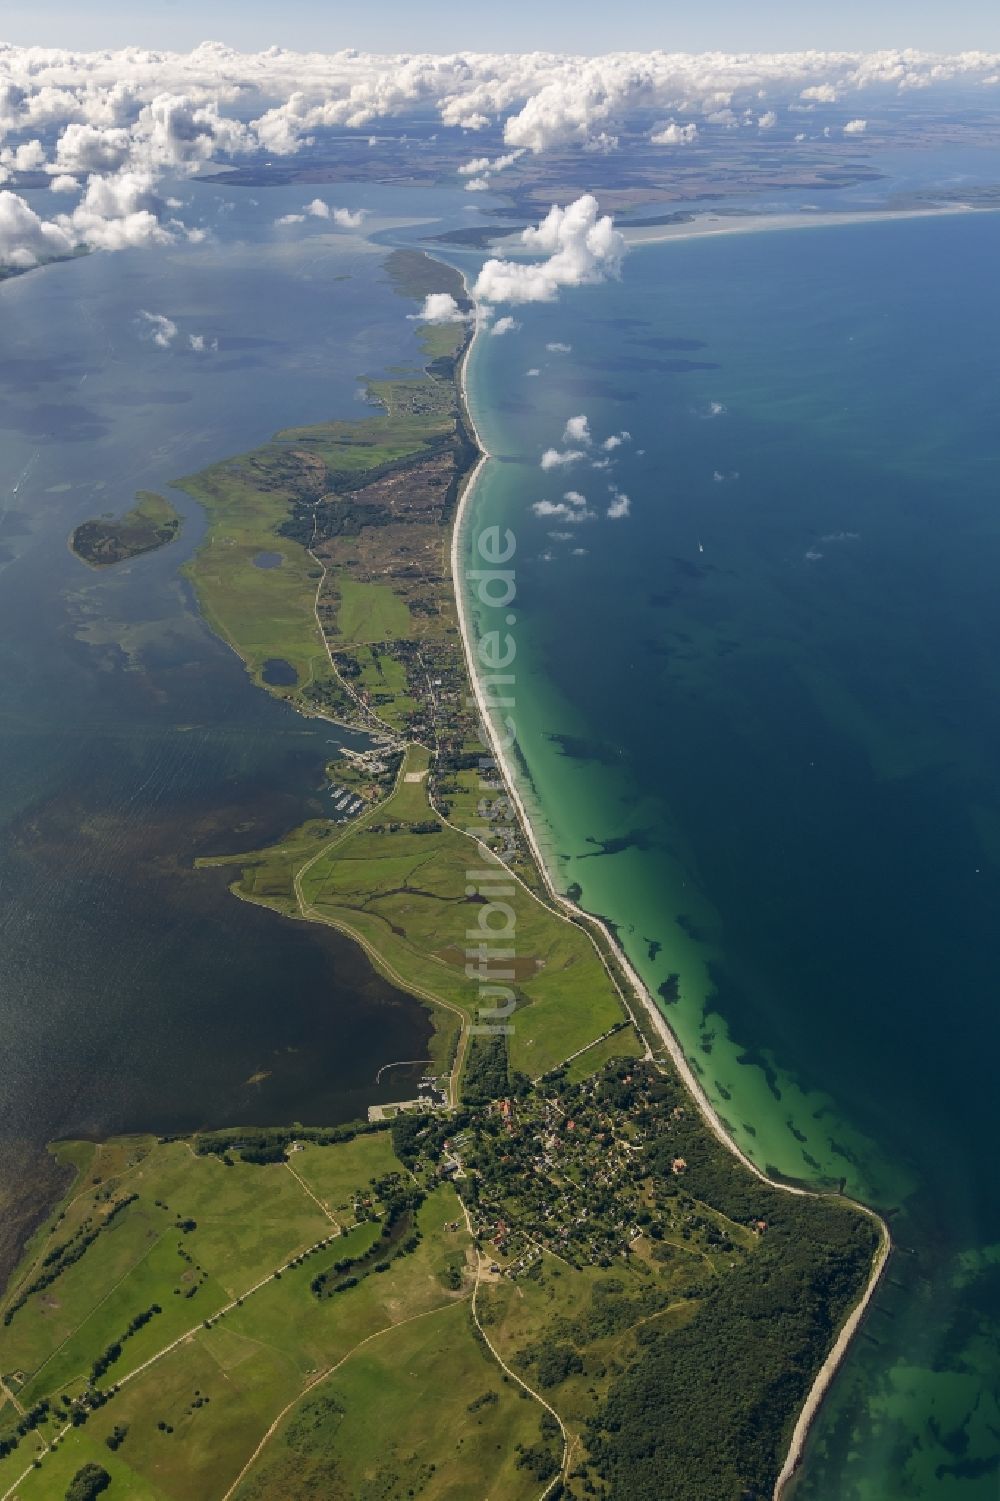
[3,0,998,54]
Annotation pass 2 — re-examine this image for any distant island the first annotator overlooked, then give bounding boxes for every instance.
[70,492,182,568]
[0,248,88,287]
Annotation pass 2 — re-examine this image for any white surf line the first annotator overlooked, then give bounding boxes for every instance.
[774,1218,891,1495]
[448,264,892,1499]
[621,202,1000,248]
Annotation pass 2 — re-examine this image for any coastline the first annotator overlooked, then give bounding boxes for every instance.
[474,203,1000,259]
[450,271,892,1498]
[622,202,1000,247]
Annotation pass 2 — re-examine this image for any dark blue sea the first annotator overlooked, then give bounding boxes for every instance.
[463,207,1000,1499]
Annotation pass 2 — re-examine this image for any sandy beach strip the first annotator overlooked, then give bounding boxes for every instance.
[449,271,892,1498]
[621,201,999,247]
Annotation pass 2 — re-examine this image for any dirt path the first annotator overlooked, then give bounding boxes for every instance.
[457,1196,571,1499]
[0,1219,342,1501]
[0,1377,23,1420]
[218,1294,469,1501]
[306,505,400,742]
[284,1160,342,1230]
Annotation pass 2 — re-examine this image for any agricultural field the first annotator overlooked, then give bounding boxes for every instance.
[0,1060,879,1501]
[232,1299,550,1501]
[561,1025,647,1084]
[0,1129,533,1500]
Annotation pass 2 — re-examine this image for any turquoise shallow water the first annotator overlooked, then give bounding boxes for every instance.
[462,212,1000,1497]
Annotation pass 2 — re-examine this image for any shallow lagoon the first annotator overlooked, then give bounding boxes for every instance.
[0,180,484,1161]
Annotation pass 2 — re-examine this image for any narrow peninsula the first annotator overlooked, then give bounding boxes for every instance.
[0,249,885,1501]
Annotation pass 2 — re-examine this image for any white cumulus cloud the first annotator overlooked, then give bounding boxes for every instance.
[563,414,591,445]
[409,292,468,324]
[474,194,625,307]
[138,309,178,348]
[458,148,524,187]
[540,447,586,470]
[52,123,132,175]
[69,171,173,251]
[305,198,367,226]
[0,138,46,171]
[650,120,698,145]
[0,45,993,268]
[0,190,74,267]
[531,490,595,521]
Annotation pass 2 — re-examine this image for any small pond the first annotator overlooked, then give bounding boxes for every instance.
[261,657,298,687]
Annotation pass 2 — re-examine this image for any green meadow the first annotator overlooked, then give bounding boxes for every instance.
[180,249,610,1096]
[178,459,334,702]
[210,743,628,1085]
[0,1131,542,1500]
[177,265,465,714]
[233,1299,547,1501]
[0,1057,877,1501]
